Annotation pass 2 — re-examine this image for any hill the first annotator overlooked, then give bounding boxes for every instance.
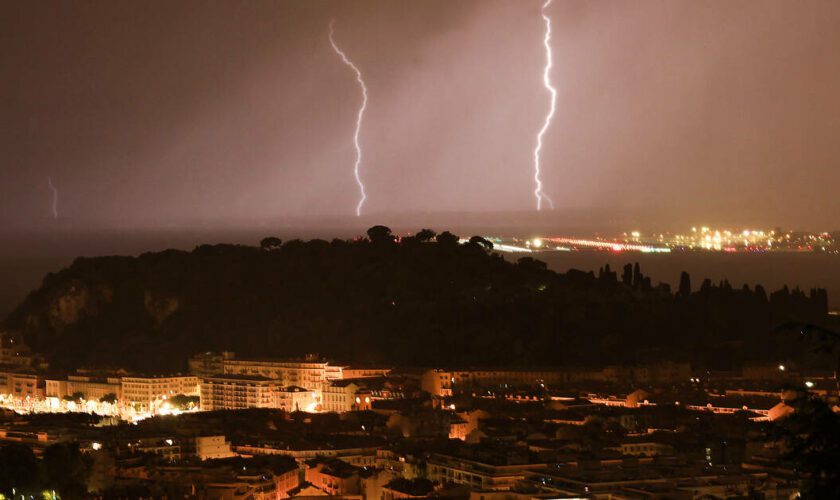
[0,227,831,372]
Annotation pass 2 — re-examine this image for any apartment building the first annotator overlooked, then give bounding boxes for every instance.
[275,385,319,412]
[322,380,362,413]
[45,374,121,401]
[421,368,567,397]
[427,453,545,491]
[222,356,331,392]
[0,371,43,399]
[195,435,236,460]
[200,374,279,411]
[121,375,200,413]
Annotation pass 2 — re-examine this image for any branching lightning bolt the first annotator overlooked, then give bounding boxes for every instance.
[533,0,556,211]
[47,176,58,219]
[329,20,368,217]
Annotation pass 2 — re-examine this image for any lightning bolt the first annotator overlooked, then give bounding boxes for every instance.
[47,176,58,219]
[329,20,368,217]
[533,0,556,211]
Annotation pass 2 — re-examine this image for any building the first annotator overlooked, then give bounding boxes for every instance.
[305,458,365,496]
[421,368,567,397]
[0,370,44,399]
[195,435,236,460]
[236,441,380,467]
[275,385,319,412]
[323,380,362,413]
[200,374,279,411]
[427,452,545,491]
[121,375,200,413]
[523,462,799,499]
[187,351,235,378]
[45,374,122,402]
[0,335,42,369]
[222,355,332,392]
[612,441,675,457]
[131,437,182,461]
[381,478,436,500]
[342,366,392,379]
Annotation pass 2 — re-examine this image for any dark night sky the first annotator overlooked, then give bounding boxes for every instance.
[3,0,839,230]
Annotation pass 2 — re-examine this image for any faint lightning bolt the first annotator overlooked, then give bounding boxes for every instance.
[329,19,368,217]
[47,176,58,219]
[533,0,556,211]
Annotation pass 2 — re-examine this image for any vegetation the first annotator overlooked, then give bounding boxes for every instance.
[0,442,92,498]
[776,392,840,498]
[775,324,840,498]
[99,393,117,404]
[62,391,85,403]
[169,394,200,410]
[1,226,832,372]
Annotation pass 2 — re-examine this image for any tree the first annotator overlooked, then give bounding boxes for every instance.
[435,231,459,246]
[468,236,494,251]
[40,442,89,498]
[774,324,840,498]
[416,228,436,242]
[517,257,547,272]
[399,235,418,246]
[678,271,692,298]
[259,237,282,251]
[777,392,840,498]
[0,444,38,496]
[63,391,85,403]
[366,225,395,244]
[99,393,117,404]
[621,264,632,286]
[632,262,642,289]
[87,449,116,493]
[170,394,200,410]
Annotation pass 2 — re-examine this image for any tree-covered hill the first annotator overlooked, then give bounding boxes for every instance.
[1,227,831,372]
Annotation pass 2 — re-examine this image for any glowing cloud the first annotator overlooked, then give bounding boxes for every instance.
[328,20,369,217]
[533,0,556,211]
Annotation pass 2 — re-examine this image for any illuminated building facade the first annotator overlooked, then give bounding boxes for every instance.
[200,374,279,411]
[195,435,236,460]
[121,375,200,413]
[0,371,43,399]
[341,366,392,379]
[45,374,122,401]
[322,380,364,413]
[221,355,334,392]
[275,385,320,413]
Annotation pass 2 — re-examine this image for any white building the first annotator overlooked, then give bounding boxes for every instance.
[222,356,331,392]
[195,435,236,460]
[322,380,361,413]
[45,375,122,402]
[200,375,279,411]
[121,375,200,413]
[275,385,319,413]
